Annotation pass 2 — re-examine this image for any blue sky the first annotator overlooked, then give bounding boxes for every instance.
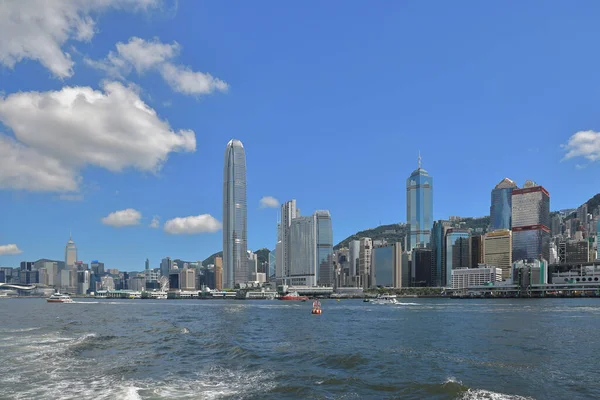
[1,1,599,271]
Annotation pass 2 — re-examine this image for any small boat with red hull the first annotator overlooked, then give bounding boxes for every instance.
[278,291,309,301]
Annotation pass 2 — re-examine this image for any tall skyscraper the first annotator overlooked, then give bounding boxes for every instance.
[512,180,550,262]
[160,257,172,278]
[406,154,433,250]
[490,178,517,231]
[223,139,248,288]
[315,210,333,286]
[348,240,360,284]
[445,229,470,287]
[289,215,317,286]
[484,229,512,279]
[359,237,372,289]
[431,220,451,287]
[280,200,300,283]
[65,235,77,267]
[214,256,223,290]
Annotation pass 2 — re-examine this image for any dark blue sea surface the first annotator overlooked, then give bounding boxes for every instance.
[0,298,599,399]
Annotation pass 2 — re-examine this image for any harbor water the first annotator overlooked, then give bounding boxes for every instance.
[0,298,599,399]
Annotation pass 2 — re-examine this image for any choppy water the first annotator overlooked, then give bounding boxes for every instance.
[0,298,599,399]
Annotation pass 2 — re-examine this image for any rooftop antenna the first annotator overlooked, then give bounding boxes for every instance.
[418,151,422,169]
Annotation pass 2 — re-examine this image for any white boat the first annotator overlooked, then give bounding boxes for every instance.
[150,292,167,299]
[371,294,398,304]
[47,292,73,303]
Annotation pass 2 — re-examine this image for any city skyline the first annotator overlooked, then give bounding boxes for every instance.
[2,2,600,271]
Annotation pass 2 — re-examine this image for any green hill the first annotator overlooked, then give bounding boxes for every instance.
[202,248,271,267]
[334,216,491,250]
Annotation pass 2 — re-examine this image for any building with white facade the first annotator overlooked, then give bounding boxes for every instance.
[289,215,317,286]
[451,265,502,289]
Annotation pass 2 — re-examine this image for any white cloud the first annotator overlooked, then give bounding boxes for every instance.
[159,63,229,95]
[563,130,600,162]
[0,244,23,255]
[164,214,221,234]
[87,37,228,95]
[102,208,142,227]
[0,81,196,192]
[259,196,279,209]
[149,215,160,228]
[0,0,159,78]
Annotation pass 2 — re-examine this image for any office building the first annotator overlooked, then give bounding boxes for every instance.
[470,235,484,267]
[214,256,223,290]
[348,240,360,285]
[371,244,394,287]
[451,265,502,289]
[483,229,512,279]
[179,266,196,290]
[247,250,258,282]
[401,251,412,288]
[169,266,180,290]
[268,250,276,281]
[315,210,334,286]
[512,259,548,288]
[223,139,248,288]
[359,237,372,289]
[563,239,590,264]
[77,270,90,295]
[431,220,451,287]
[512,181,550,262]
[406,154,433,250]
[445,229,470,287]
[490,178,517,231]
[160,257,172,278]
[65,236,77,267]
[280,200,300,282]
[392,243,404,288]
[289,215,317,286]
[413,248,433,287]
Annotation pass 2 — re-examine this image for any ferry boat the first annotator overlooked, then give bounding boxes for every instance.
[278,291,309,301]
[46,292,73,303]
[371,294,398,305]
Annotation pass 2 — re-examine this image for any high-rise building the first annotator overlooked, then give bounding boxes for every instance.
[597,220,600,260]
[348,240,360,285]
[223,139,248,289]
[371,244,394,287]
[77,270,90,295]
[280,200,300,282]
[406,154,433,250]
[490,178,517,231]
[483,229,512,279]
[512,180,550,262]
[470,235,484,268]
[315,211,333,286]
[289,215,317,286]
[247,250,258,282]
[179,266,196,290]
[431,220,451,287]
[214,256,223,290]
[160,257,172,278]
[445,229,470,287]
[451,265,503,289]
[65,236,77,267]
[392,243,404,288]
[359,238,372,289]
[413,248,433,287]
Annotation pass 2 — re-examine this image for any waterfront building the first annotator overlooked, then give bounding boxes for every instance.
[179,266,196,290]
[280,200,300,283]
[348,240,360,285]
[401,251,412,287]
[512,259,548,288]
[268,250,276,281]
[100,275,115,291]
[512,181,550,262]
[563,239,590,264]
[19,262,38,285]
[77,270,90,295]
[483,229,512,279]
[169,266,180,290]
[128,276,146,291]
[445,229,470,287]
[451,265,503,289]
[247,250,258,282]
[392,243,404,288]
[65,236,77,267]
[289,215,317,286]
[431,220,451,287]
[370,244,394,287]
[223,139,248,288]
[315,210,334,286]
[406,154,433,250]
[470,235,484,267]
[413,248,433,287]
[214,256,223,290]
[359,237,372,289]
[490,178,517,231]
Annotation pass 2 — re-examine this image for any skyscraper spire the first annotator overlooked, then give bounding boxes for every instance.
[418,151,422,169]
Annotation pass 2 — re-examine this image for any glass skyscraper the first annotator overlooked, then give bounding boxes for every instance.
[406,155,433,250]
[511,181,550,262]
[445,229,470,287]
[490,178,517,231]
[315,211,333,286]
[223,139,248,288]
